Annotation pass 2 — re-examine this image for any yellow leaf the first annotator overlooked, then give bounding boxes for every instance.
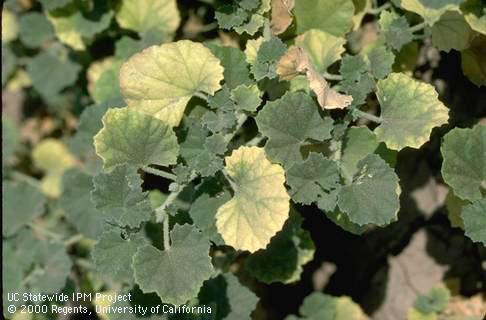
[216,147,290,252]
[119,40,224,126]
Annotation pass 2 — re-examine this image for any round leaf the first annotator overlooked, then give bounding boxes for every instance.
[216,146,290,252]
[441,124,486,201]
[375,73,449,150]
[94,107,179,170]
[115,0,180,36]
[133,225,214,305]
[293,0,355,37]
[337,154,401,226]
[119,40,224,126]
[461,199,486,245]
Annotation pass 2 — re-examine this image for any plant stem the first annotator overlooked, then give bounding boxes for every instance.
[246,134,265,146]
[28,223,62,241]
[142,166,177,181]
[410,21,428,33]
[222,169,238,191]
[64,234,83,247]
[163,214,170,251]
[323,72,343,81]
[368,2,391,14]
[194,91,209,101]
[199,22,218,33]
[354,109,383,123]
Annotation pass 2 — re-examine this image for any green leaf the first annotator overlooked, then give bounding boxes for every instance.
[38,0,72,10]
[69,103,111,157]
[295,29,346,73]
[115,0,180,37]
[337,154,400,226]
[92,229,146,283]
[207,44,252,89]
[432,11,474,51]
[461,34,486,87]
[133,225,214,305]
[379,11,414,51]
[59,168,104,239]
[3,229,72,317]
[26,47,81,98]
[180,123,225,177]
[461,198,486,245]
[286,153,340,205]
[293,0,354,37]
[47,3,113,50]
[368,45,396,79]
[245,211,315,284]
[289,292,367,320]
[3,181,46,237]
[92,165,153,228]
[414,285,451,314]
[215,4,249,30]
[2,117,19,167]
[189,193,230,245]
[339,54,375,106]
[93,60,123,105]
[119,40,224,126]
[2,45,16,86]
[18,12,54,48]
[251,37,287,81]
[441,124,485,201]
[198,273,259,320]
[94,107,179,170]
[256,92,333,167]
[231,84,262,112]
[324,209,370,235]
[216,146,290,252]
[398,0,465,26]
[340,126,379,176]
[375,73,449,150]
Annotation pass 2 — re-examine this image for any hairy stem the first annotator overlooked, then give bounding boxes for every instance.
[142,166,177,181]
[354,109,383,123]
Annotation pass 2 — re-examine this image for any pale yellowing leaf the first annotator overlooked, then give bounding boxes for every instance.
[245,37,264,64]
[2,9,18,43]
[375,73,449,150]
[119,40,224,126]
[87,57,114,97]
[46,12,84,50]
[295,29,346,73]
[115,0,180,35]
[216,146,290,252]
[94,107,179,170]
[32,139,76,198]
[399,0,463,26]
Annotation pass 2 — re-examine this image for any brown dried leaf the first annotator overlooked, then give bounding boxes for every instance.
[271,0,295,35]
[277,46,352,109]
[276,46,309,80]
[307,68,353,110]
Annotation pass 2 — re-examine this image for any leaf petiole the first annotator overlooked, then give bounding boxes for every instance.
[142,166,177,181]
[353,109,383,123]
